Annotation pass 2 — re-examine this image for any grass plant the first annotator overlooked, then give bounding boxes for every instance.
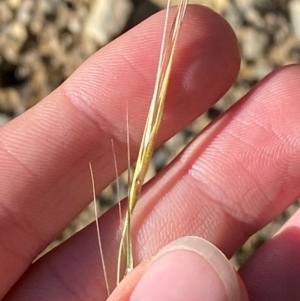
[116,0,189,285]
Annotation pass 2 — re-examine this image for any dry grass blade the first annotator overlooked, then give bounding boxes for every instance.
[117,0,189,284]
[89,163,110,296]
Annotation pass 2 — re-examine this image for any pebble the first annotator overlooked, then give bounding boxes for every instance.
[253,61,273,79]
[7,0,22,10]
[0,2,13,25]
[224,3,243,28]
[0,113,11,126]
[289,0,300,40]
[84,0,133,46]
[241,27,269,61]
[0,88,24,114]
[245,8,266,28]
[234,0,255,10]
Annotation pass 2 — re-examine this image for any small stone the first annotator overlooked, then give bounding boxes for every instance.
[2,20,28,63]
[289,0,300,40]
[84,0,133,46]
[244,7,266,28]
[0,88,24,114]
[0,2,13,25]
[17,0,34,24]
[68,17,81,34]
[234,0,255,10]
[224,3,243,29]
[7,0,22,10]
[241,27,269,61]
[8,21,28,42]
[165,132,185,151]
[254,0,289,14]
[253,61,273,79]
[153,148,169,172]
[0,113,11,126]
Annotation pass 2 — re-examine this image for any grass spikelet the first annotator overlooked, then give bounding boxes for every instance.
[117,0,189,284]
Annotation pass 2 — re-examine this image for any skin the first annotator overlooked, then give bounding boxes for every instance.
[0,5,299,301]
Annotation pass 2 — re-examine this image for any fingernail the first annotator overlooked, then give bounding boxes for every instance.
[130,236,240,301]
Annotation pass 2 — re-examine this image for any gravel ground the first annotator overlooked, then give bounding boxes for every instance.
[1,0,299,265]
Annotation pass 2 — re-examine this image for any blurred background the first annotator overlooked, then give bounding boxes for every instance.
[0,0,299,266]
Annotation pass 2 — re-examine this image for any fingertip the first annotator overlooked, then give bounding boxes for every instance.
[239,209,300,300]
[109,237,248,301]
[62,5,240,139]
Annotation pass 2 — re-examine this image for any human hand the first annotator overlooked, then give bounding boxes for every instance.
[1,5,300,301]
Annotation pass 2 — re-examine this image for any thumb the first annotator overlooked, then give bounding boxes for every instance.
[109,236,249,301]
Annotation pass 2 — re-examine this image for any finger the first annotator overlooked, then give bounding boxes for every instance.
[130,65,300,258]
[0,5,240,297]
[5,64,300,300]
[239,208,300,300]
[109,237,249,301]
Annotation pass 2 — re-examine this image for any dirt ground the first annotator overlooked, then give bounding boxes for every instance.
[1,0,299,266]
